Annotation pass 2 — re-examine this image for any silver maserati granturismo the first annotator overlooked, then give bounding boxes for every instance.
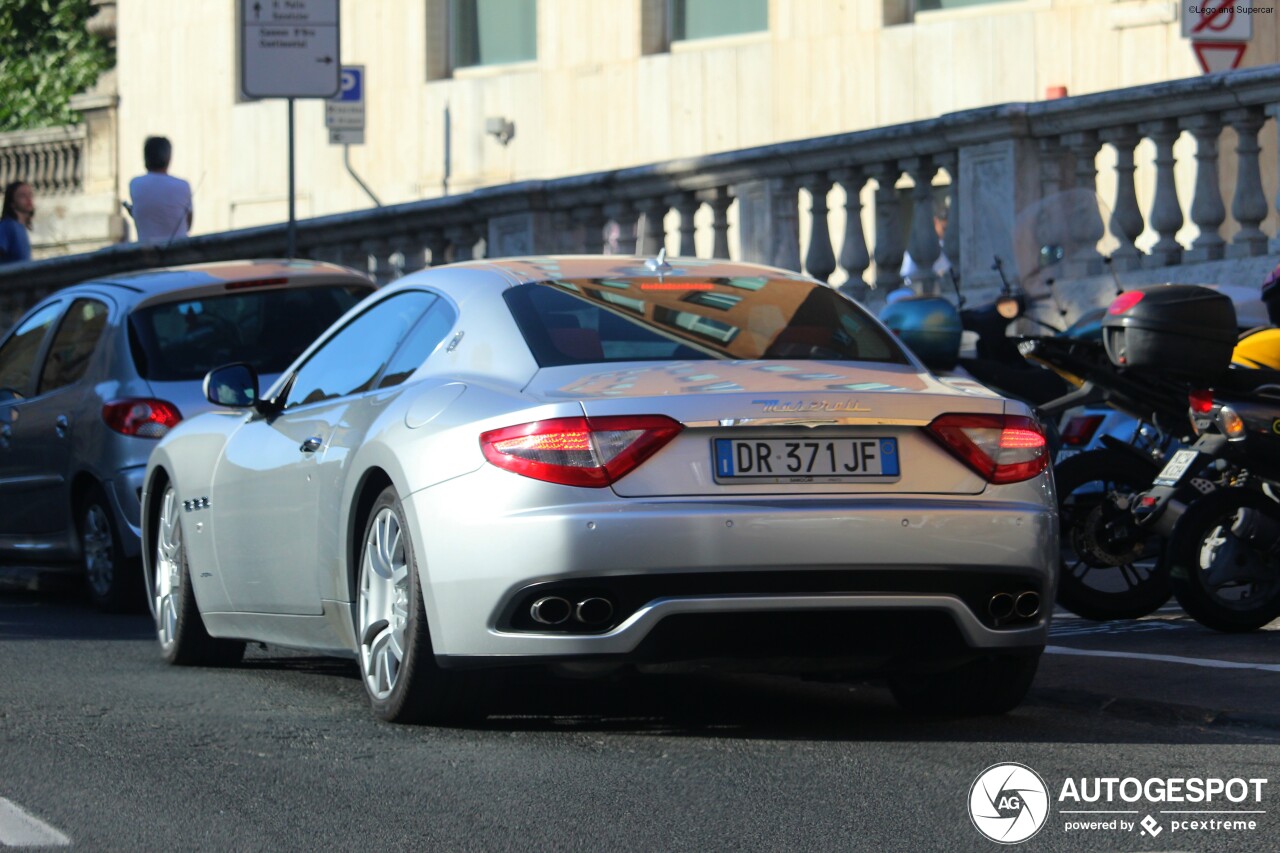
[141,255,1057,724]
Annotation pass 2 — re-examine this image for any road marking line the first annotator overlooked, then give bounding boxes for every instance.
[1046,644,1280,673]
[0,798,70,847]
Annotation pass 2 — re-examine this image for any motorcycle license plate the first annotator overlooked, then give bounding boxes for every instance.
[713,437,900,483]
[1153,449,1198,487]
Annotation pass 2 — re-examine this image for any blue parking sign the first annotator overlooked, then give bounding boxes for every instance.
[339,67,362,102]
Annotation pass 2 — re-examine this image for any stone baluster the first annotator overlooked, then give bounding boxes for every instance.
[1059,131,1105,276]
[1224,107,1269,257]
[935,152,959,277]
[426,230,450,266]
[1266,104,1280,253]
[394,236,428,276]
[670,193,700,258]
[604,202,638,255]
[706,189,732,260]
[1140,119,1184,267]
[1181,113,1227,262]
[872,163,905,298]
[331,243,370,275]
[902,158,940,294]
[835,169,871,301]
[802,174,836,283]
[570,205,607,253]
[1100,126,1144,271]
[361,238,397,283]
[770,177,802,272]
[636,198,667,256]
[447,224,480,261]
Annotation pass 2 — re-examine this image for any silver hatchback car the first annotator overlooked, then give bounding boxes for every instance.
[0,259,373,609]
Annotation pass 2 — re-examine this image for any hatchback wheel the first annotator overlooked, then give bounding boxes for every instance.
[151,483,244,666]
[357,486,480,724]
[80,485,143,612]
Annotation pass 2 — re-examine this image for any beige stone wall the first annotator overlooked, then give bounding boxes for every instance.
[113,0,1280,237]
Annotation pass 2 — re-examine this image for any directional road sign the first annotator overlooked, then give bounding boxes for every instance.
[240,0,341,99]
[327,66,365,145]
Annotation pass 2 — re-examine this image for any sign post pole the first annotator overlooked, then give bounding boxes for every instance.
[288,97,297,259]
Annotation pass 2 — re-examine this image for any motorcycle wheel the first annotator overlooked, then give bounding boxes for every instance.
[1055,448,1171,621]
[1168,487,1280,633]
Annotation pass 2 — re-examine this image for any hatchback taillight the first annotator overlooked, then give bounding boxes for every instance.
[926,413,1048,484]
[102,398,182,438]
[480,415,683,487]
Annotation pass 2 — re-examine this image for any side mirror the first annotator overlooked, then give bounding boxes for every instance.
[204,362,259,408]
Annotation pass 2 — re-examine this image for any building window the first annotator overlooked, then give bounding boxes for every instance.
[449,0,536,69]
[670,0,767,42]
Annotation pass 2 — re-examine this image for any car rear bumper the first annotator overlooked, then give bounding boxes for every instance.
[404,471,1057,663]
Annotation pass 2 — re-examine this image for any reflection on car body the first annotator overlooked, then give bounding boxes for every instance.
[141,256,1057,723]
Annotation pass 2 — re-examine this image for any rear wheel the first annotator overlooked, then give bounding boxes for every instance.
[889,653,1040,715]
[356,487,480,724]
[151,483,245,666]
[1168,488,1280,633]
[80,484,143,612]
[1054,449,1170,621]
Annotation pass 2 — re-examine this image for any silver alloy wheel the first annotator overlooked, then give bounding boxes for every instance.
[358,506,412,701]
[153,486,183,652]
[83,502,115,597]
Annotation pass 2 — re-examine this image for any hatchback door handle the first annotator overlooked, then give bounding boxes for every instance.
[55,415,69,438]
[300,436,323,453]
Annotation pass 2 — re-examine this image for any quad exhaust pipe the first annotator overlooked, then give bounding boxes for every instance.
[988,590,1040,623]
[530,595,615,627]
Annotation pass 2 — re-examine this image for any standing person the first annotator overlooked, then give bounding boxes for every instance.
[0,180,35,264]
[129,136,192,244]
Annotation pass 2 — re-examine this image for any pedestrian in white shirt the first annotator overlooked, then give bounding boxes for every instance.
[128,136,192,244]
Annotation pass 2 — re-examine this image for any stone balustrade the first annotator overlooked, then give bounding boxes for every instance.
[6,65,1280,334]
[0,125,86,197]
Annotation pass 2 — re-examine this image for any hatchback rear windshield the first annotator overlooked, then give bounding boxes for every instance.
[129,284,369,382]
[504,277,908,367]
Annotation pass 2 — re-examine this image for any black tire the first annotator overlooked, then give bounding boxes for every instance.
[356,487,481,725]
[1168,487,1280,633]
[889,653,1040,715]
[150,483,245,666]
[79,484,145,613]
[1054,448,1171,621]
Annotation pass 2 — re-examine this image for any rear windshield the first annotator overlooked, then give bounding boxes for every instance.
[129,284,370,381]
[504,276,908,367]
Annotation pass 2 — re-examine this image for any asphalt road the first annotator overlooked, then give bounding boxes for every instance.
[3,590,1280,852]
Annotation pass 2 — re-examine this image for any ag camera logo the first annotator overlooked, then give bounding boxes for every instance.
[969,763,1050,844]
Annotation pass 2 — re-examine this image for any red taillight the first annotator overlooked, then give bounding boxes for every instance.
[102,399,182,438]
[926,413,1049,485]
[1060,414,1104,447]
[1108,291,1144,315]
[1189,389,1215,414]
[480,415,683,487]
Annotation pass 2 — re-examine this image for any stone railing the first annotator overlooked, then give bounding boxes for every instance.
[6,65,1280,333]
[0,125,85,196]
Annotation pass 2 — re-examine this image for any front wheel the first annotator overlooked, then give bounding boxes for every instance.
[1054,448,1170,621]
[356,487,480,724]
[889,653,1040,715]
[1168,487,1280,633]
[151,483,245,666]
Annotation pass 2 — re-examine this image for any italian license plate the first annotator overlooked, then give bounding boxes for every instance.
[713,437,900,482]
[1153,449,1198,487]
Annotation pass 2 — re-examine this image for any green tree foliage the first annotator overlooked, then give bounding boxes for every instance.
[0,0,113,132]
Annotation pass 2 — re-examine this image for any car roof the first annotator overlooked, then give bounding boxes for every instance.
[77,258,372,295]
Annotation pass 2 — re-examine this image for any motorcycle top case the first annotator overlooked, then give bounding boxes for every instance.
[1101,284,1236,381]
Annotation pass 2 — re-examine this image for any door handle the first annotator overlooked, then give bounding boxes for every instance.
[55,415,69,438]
[300,436,323,453]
